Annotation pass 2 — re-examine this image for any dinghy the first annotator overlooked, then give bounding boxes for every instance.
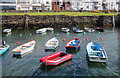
[45,37,59,50]
[86,41,107,62]
[46,27,53,31]
[3,29,11,34]
[36,28,46,34]
[84,27,95,32]
[62,28,69,33]
[12,40,35,55]
[96,27,104,32]
[73,27,83,33]
[0,45,9,56]
[40,51,73,66]
[66,38,81,50]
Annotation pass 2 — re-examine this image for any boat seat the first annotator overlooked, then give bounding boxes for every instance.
[70,44,78,46]
[75,40,79,43]
[91,46,97,50]
[60,53,67,57]
[50,41,57,42]
[97,52,103,57]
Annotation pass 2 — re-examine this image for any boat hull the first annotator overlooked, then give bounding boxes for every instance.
[66,38,81,50]
[96,27,104,32]
[12,41,35,55]
[84,27,95,32]
[86,41,107,63]
[40,52,73,66]
[45,37,59,50]
[73,27,83,33]
[66,46,80,50]
[36,28,46,34]
[62,28,69,33]
[0,45,9,56]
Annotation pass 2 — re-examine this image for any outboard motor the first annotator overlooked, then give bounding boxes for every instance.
[2,41,6,46]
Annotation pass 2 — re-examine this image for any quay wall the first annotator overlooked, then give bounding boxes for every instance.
[1,15,120,28]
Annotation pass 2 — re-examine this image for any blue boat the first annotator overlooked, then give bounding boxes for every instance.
[66,38,81,50]
[0,45,10,56]
[86,41,107,62]
[73,27,83,33]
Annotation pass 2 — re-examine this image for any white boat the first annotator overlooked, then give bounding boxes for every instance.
[3,29,11,34]
[73,27,83,33]
[36,28,46,34]
[46,27,53,31]
[12,40,35,55]
[86,41,107,62]
[45,37,59,50]
[84,27,95,32]
[62,28,69,33]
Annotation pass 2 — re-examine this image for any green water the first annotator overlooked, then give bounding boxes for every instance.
[1,27,119,77]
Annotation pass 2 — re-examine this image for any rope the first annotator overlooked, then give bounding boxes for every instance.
[9,56,21,76]
[25,37,66,76]
[101,62,119,76]
[85,38,119,77]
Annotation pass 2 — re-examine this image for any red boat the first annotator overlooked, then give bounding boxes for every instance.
[40,52,73,66]
[65,38,81,50]
[96,27,104,32]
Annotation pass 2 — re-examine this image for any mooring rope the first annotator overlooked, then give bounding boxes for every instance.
[85,38,119,77]
[25,36,67,76]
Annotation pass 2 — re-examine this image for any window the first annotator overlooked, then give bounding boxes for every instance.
[46,1,50,4]
[47,8,50,10]
[87,6,89,8]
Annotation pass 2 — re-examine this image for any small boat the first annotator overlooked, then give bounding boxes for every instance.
[36,28,46,34]
[86,41,107,62]
[73,27,83,33]
[12,40,35,55]
[40,51,73,66]
[66,38,81,50]
[45,37,59,50]
[62,28,69,33]
[96,27,104,32]
[0,45,9,56]
[46,27,53,31]
[3,29,11,34]
[84,27,95,32]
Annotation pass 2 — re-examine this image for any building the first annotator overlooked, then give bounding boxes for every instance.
[104,0,119,11]
[16,0,52,10]
[52,0,70,11]
[0,0,119,11]
[0,0,16,10]
[0,0,52,10]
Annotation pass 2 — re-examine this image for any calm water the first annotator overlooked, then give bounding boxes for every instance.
[1,27,119,77]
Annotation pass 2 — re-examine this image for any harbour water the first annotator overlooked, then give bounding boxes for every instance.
[1,26,119,77]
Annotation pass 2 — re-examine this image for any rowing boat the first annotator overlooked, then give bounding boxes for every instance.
[0,45,9,56]
[66,38,81,50]
[45,37,59,50]
[73,27,83,33]
[86,41,107,62]
[62,28,69,33]
[12,40,35,55]
[36,28,46,34]
[84,27,95,32]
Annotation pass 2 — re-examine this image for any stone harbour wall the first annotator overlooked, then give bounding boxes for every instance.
[1,14,120,29]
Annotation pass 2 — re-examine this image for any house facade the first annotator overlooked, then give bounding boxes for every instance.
[0,0,120,11]
[52,0,70,11]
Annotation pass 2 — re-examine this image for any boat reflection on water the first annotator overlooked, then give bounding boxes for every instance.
[66,46,80,54]
[45,46,59,52]
[40,59,72,74]
[86,54,107,68]
[12,50,35,59]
